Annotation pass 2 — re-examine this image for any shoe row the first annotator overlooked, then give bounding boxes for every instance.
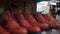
[0,10,41,34]
[0,9,60,34]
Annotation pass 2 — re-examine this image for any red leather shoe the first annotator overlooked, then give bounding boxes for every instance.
[35,12,60,28]
[14,10,41,32]
[4,10,28,34]
[42,12,60,29]
[0,25,10,34]
[24,12,49,30]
